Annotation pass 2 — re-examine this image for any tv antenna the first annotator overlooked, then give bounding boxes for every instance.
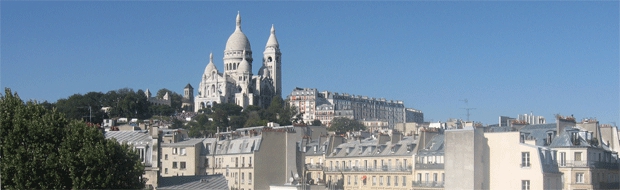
[460,99,476,121]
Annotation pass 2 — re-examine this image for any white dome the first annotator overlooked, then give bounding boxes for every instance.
[204,53,218,75]
[237,51,251,74]
[226,12,252,51]
[258,65,270,77]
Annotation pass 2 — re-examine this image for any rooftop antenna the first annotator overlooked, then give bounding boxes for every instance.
[460,99,476,122]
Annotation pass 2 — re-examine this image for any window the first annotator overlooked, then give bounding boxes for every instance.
[394,175,398,186]
[425,173,429,182]
[165,154,168,160]
[173,162,178,169]
[137,148,146,163]
[380,176,383,186]
[372,176,377,186]
[417,173,422,182]
[402,176,406,186]
[575,152,582,161]
[522,152,530,167]
[165,168,168,174]
[560,152,566,166]
[347,176,351,185]
[249,172,252,184]
[433,173,438,182]
[354,175,358,185]
[387,176,391,186]
[172,148,178,155]
[576,173,584,183]
[521,180,530,190]
[180,162,186,169]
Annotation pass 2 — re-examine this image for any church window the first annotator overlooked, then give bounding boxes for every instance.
[268,57,272,62]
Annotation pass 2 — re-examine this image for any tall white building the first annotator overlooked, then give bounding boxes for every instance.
[195,12,281,111]
[517,113,546,125]
[288,87,423,128]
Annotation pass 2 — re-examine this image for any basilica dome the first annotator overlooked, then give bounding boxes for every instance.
[204,53,217,74]
[225,13,252,51]
[237,55,251,74]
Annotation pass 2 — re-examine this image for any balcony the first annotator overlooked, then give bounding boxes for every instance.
[324,166,412,172]
[559,160,620,169]
[306,164,323,171]
[415,163,444,170]
[412,181,444,188]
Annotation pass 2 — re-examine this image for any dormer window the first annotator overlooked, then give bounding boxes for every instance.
[571,132,580,145]
[546,132,553,145]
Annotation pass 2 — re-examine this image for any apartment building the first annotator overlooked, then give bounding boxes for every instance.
[203,126,304,190]
[161,138,206,177]
[444,115,619,190]
[288,87,421,128]
[322,132,416,190]
[413,130,445,190]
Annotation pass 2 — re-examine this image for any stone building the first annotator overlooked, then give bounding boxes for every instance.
[145,89,171,106]
[288,87,423,128]
[194,13,281,111]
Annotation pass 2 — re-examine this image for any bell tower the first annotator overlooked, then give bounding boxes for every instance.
[263,24,282,97]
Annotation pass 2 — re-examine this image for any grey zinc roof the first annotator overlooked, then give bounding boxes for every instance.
[549,127,593,148]
[105,131,152,146]
[162,138,206,147]
[214,135,262,155]
[327,136,416,158]
[519,124,557,146]
[418,134,444,156]
[304,139,326,156]
[158,174,228,190]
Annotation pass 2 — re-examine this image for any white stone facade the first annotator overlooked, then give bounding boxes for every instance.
[195,13,281,111]
[288,87,421,128]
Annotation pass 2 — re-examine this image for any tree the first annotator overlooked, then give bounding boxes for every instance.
[311,119,323,126]
[186,114,215,138]
[244,111,267,127]
[55,92,106,123]
[0,88,145,189]
[264,96,299,125]
[328,117,366,134]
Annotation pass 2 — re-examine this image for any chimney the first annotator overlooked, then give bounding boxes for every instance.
[377,133,390,145]
[391,131,403,144]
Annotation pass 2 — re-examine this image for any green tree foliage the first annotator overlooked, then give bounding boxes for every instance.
[0,88,145,189]
[55,91,106,123]
[170,118,185,129]
[311,119,323,126]
[186,114,215,138]
[51,88,185,121]
[265,96,299,125]
[328,117,366,134]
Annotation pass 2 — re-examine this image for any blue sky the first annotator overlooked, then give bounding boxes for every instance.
[2,1,618,125]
